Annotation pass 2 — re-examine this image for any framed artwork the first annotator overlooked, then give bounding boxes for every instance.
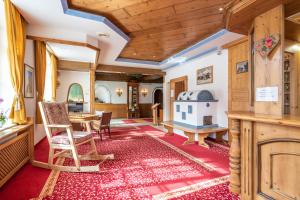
[197,66,213,85]
[236,61,248,74]
[24,64,34,98]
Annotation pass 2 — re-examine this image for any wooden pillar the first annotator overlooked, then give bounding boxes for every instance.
[229,119,241,194]
[90,65,96,114]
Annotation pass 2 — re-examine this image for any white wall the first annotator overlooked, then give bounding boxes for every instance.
[139,83,163,104]
[56,70,90,112]
[163,50,229,140]
[95,81,127,104]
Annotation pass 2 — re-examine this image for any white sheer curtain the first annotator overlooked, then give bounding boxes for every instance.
[43,51,52,101]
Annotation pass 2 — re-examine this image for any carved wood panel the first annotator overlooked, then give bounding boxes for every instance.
[257,139,300,200]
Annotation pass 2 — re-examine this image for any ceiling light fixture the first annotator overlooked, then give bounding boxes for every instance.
[219,7,224,12]
[133,52,137,55]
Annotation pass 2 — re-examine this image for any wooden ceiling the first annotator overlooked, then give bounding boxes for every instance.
[68,0,231,62]
[96,72,163,83]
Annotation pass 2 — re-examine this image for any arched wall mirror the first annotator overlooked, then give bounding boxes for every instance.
[67,83,84,112]
[67,83,84,103]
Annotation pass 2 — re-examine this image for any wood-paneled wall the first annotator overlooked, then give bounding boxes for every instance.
[139,103,152,118]
[94,103,127,119]
[227,37,252,113]
[254,5,284,116]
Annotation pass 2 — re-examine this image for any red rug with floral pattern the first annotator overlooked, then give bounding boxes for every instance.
[36,125,238,200]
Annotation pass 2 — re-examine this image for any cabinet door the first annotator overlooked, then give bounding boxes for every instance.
[257,139,300,200]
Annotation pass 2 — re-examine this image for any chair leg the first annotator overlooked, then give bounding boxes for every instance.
[108,126,111,138]
[90,138,98,154]
[70,145,80,169]
[99,130,102,141]
[48,148,54,166]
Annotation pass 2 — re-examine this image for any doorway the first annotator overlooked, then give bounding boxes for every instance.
[169,76,188,120]
[153,88,163,121]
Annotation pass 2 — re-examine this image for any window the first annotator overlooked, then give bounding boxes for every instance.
[67,83,84,103]
[43,51,52,101]
[0,1,14,121]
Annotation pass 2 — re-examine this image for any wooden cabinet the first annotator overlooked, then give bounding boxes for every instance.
[228,113,300,200]
[127,82,140,118]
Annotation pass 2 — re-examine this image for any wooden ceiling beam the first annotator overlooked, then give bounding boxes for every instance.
[26,35,100,51]
[58,60,92,71]
[97,64,166,76]
[225,0,288,34]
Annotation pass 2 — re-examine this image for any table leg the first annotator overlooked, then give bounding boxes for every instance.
[198,133,210,148]
[85,121,92,133]
[164,126,174,136]
[183,131,195,145]
[216,131,227,143]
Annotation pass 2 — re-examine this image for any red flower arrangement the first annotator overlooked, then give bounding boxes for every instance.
[255,34,280,58]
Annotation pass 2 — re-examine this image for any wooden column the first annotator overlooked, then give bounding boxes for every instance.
[90,65,96,114]
[254,5,284,116]
[229,119,241,194]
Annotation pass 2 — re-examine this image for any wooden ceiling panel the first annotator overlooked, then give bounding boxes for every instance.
[69,0,230,61]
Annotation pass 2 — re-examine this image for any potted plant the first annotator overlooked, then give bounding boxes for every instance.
[0,98,7,128]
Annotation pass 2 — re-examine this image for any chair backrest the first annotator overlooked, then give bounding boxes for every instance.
[39,102,71,125]
[101,112,112,126]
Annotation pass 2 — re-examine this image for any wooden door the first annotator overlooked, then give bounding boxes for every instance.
[169,76,187,120]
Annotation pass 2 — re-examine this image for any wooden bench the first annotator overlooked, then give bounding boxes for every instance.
[161,121,228,148]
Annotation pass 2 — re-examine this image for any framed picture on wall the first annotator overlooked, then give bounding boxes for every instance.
[24,64,34,98]
[197,65,213,85]
[236,61,248,74]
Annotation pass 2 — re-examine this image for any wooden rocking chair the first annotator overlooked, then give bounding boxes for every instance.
[31,102,114,172]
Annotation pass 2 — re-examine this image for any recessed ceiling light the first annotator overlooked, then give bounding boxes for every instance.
[133,52,137,55]
[219,7,224,12]
[153,55,156,58]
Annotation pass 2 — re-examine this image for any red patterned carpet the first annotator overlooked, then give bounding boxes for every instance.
[0,125,239,200]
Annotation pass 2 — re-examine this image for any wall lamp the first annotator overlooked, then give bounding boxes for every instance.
[141,88,148,97]
[115,88,123,97]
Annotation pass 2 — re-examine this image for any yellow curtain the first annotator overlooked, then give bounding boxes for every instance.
[50,53,58,102]
[35,41,46,124]
[4,0,27,124]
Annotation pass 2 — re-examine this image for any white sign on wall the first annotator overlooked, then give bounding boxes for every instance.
[256,87,278,102]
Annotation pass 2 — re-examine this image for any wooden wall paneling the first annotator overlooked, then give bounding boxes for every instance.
[139,103,152,118]
[254,5,284,116]
[227,38,251,113]
[94,103,127,119]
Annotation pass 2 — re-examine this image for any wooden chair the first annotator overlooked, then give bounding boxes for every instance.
[92,112,112,140]
[32,102,114,172]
